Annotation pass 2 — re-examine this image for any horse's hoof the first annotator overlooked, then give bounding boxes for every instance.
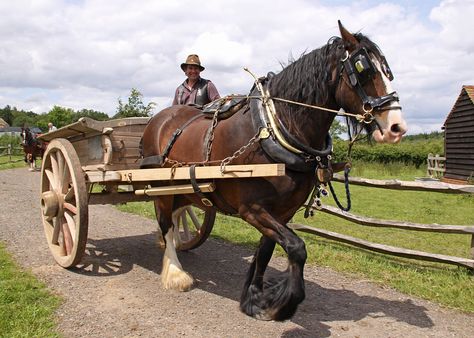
[28,168,35,172]
[162,268,194,291]
[254,311,273,321]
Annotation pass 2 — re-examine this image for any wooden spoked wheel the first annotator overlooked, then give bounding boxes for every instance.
[176,206,216,251]
[40,138,88,268]
[155,203,216,251]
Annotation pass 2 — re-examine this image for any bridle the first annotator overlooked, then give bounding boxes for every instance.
[338,46,401,118]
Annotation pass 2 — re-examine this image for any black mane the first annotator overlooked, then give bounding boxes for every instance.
[268,32,386,138]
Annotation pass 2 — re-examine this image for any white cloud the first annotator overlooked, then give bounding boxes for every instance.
[0,0,473,134]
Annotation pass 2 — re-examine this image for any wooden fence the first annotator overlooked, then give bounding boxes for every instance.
[289,174,474,270]
[0,144,24,163]
[427,153,446,179]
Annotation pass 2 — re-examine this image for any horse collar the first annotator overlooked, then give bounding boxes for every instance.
[249,85,333,173]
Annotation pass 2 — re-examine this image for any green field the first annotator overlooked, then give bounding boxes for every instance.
[118,161,474,313]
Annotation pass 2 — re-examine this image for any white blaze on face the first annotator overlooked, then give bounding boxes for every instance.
[371,58,407,143]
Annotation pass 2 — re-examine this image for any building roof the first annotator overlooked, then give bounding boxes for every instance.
[0,127,22,133]
[0,117,9,128]
[443,85,474,127]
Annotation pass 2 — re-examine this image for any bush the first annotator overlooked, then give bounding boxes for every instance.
[332,137,444,168]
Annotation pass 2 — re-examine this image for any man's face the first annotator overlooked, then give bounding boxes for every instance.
[185,65,201,81]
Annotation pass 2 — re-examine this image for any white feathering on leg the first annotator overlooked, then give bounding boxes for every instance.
[161,227,193,291]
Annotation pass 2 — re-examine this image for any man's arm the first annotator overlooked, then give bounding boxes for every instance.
[172,87,180,105]
[207,81,220,101]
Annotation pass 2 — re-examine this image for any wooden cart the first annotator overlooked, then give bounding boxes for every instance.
[38,117,284,268]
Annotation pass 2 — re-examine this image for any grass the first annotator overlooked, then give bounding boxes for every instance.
[0,155,28,170]
[0,242,61,338]
[117,161,474,313]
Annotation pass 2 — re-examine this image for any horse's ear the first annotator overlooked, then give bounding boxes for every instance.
[338,20,358,49]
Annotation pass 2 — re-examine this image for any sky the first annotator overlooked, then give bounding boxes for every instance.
[1,0,473,135]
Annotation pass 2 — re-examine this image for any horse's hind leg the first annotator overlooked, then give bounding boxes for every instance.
[154,197,194,291]
[240,208,307,321]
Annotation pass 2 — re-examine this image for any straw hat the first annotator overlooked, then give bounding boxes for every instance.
[180,54,205,71]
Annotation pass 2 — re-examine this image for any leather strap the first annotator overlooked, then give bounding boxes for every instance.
[189,165,213,207]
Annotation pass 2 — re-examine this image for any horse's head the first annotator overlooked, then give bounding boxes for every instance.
[334,21,407,143]
[20,127,28,146]
[21,127,35,147]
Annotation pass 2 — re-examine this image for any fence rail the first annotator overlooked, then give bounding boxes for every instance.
[332,173,474,194]
[291,177,474,270]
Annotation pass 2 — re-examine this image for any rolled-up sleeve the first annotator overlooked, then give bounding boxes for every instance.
[207,81,220,101]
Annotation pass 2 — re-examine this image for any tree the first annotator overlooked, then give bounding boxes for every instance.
[113,88,155,118]
[45,106,74,129]
[330,118,348,140]
[0,105,14,126]
[72,109,109,122]
[11,108,39,128]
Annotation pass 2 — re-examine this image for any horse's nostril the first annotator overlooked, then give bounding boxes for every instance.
[391,124,401,133]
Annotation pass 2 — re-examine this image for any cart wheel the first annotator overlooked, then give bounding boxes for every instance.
[154,203,216,251]
[40,138,88,268]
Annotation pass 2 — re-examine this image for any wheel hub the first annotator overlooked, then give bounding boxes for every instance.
[41,190,60,217]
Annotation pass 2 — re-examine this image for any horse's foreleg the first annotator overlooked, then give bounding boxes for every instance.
[155,199,193,291]
[240,236,276,320]
[240,207,307,321]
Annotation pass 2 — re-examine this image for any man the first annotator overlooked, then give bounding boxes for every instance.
[48,122,57,132]
[173,54,220,106]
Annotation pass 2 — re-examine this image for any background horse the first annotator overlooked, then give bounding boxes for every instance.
[21,127,45,171]
[141,21,407,321]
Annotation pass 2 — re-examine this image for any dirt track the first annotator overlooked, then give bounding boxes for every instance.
[1,167,473,337]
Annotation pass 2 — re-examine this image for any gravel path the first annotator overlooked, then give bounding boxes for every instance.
[1,167,473,337]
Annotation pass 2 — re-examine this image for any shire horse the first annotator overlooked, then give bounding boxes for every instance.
[141,22,407,320]
[21,127,45,171]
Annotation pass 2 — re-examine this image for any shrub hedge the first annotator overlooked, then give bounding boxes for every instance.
[332,137,444,168]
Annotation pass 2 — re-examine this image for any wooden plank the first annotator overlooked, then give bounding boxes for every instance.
[427,155,445,161]
[427,167,445,172]
[38,117,149,142]
[449,105,474,114]
[446,149,474,155]
[445,125,474,133]
[88,191,156,205]
[135,183,215,196]
[442,176,469,185]
[319,205,474,234]
[86,170,122,182]
[332,174,474,193]
[288,223,474,269]
[471,235,474,260]
[115,163,285,182]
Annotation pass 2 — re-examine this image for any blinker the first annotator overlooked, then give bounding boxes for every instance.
[350,48,376,84]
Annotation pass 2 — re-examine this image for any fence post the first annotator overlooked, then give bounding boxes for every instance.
[8,143,12,162]
[471,235,474,260]
[427,153,433,177]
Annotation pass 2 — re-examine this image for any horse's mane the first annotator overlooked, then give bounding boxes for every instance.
[268,32,386,137]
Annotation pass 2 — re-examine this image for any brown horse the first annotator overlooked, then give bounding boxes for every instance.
[21,127,45,171]
[141,21,407,321]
